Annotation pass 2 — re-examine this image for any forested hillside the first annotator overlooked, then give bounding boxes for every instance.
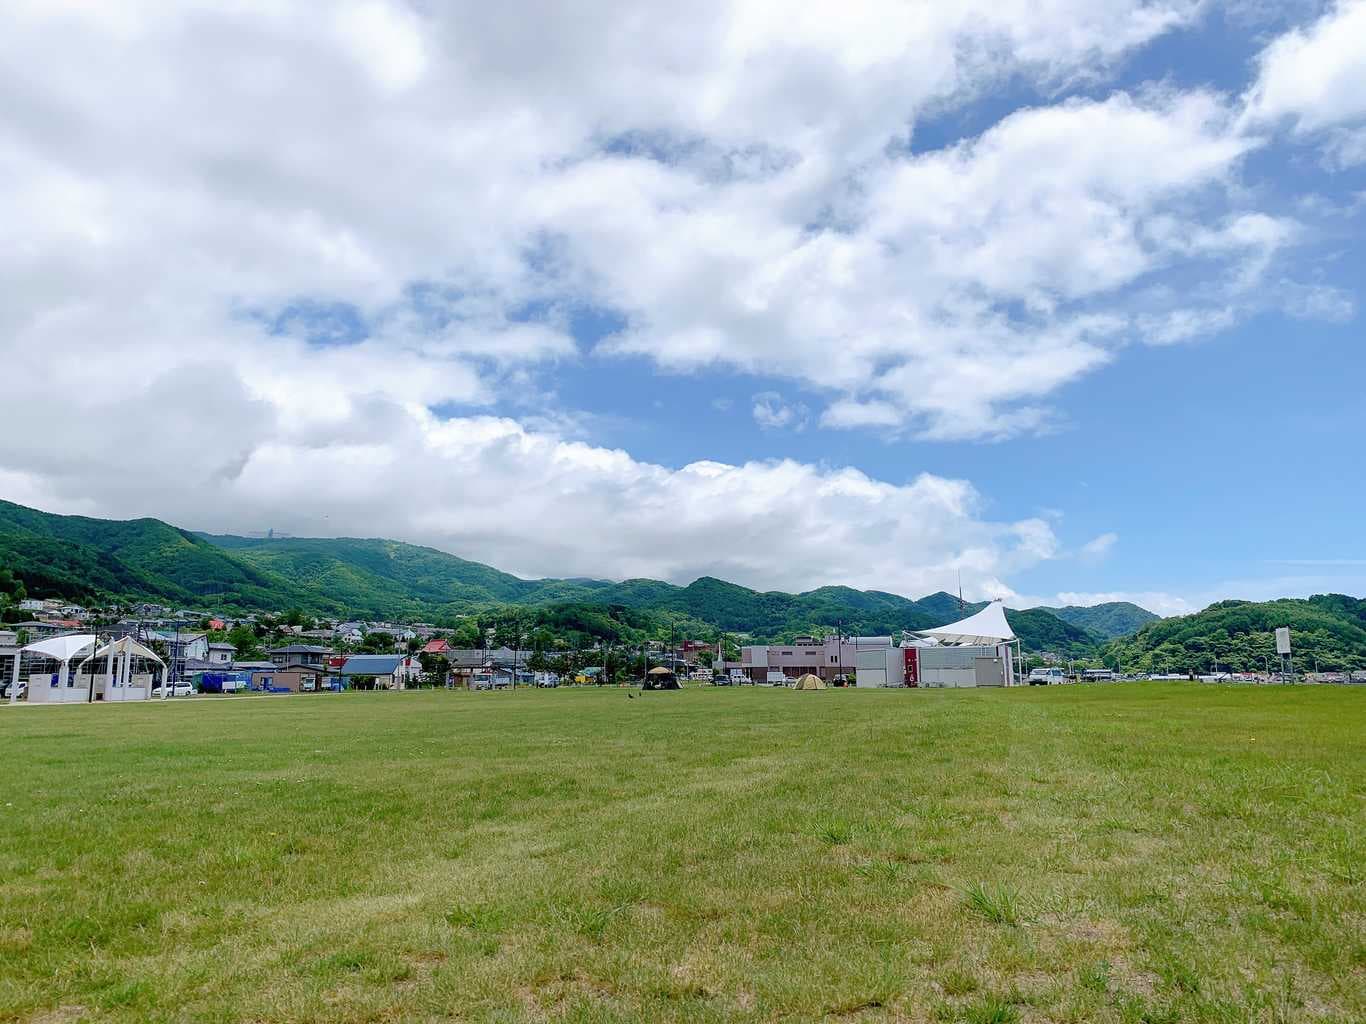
[0,501,322,611]
[1103,596,1366,672]
[1,499,1120,650]
[1039,601,1159,639]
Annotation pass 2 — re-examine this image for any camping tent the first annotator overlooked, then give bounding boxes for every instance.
[792,673,826,690]
[642,666,680,690]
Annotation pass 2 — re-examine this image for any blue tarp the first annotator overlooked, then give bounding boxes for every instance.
[194,672,251,694]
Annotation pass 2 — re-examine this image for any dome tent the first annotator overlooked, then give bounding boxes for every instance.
[792,673,826,690]
[642,666,680,691]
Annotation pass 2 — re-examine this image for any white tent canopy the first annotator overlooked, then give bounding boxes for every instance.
[76,636,165,673]
[916,601,1016,646]
[21,634,96,662]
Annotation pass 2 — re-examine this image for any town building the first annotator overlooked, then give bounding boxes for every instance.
[731,635,893,683]
[336,654,412,690]
[249,666,325,693]
[206,641,236,665]
[268,644,333,670]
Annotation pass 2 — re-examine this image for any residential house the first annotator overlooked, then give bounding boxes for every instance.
[268,644,333,670]
[143,631,210,663]
[249,666,327,693]
[206,641,236,665]
[445,647,526,686]
[11,620,82,640]
[337,654,411,690]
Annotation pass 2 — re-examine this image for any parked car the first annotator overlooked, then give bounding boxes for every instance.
[0,681,27,700]
[151,682,196,697]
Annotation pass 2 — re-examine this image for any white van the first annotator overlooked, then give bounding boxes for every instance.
[1028,667,1066,685]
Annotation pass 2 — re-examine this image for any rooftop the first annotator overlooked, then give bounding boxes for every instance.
[338,654,404,676]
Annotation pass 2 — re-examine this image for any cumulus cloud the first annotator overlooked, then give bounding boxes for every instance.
[2,374,1060,597]
[0,0,1257,449]
[0,1,1358,601]
[1245,0,1366,134]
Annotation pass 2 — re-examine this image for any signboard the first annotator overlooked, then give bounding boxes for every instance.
[1274,627,1291,656]
[903,646,919,688]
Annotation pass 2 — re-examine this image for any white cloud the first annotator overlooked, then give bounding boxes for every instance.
[1079,532,1119,564]
[0,0,1356,604]
[2,381,1061,598]
[1245,0,1366,134]
[751,392,808,431]
[0,0,1243,451]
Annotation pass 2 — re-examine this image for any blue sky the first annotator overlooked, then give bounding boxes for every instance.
[3,0,1365,615]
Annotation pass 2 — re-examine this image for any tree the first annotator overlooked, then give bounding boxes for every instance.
[359,632,395,654]
[418,651,446,685]
[227,623,261,660]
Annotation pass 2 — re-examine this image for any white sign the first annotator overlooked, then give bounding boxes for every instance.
[1274,627,1291,655]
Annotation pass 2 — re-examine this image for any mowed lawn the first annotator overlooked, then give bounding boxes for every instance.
[0,685,1362,1024]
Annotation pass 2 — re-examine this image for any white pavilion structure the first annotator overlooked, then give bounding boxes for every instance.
[11,634,166,704]
[911,600,1020,687]
[853,600,1021,688]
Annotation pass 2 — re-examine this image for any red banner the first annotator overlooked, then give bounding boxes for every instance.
[903,647,919,687]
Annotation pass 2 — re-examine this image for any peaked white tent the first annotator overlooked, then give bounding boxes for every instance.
[912,601,1021,688]
[80,636,165,668]
[13,634,96,704]
[916,601,1016,646]
[23,634,97,662]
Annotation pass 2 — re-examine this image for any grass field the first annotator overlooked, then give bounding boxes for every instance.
[1,684,1362,1024]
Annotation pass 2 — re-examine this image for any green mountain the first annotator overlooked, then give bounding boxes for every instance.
[0,500,322,611]
[1038,601,1160,639]
[1103,596,1366,673]
[0,499,1101,650]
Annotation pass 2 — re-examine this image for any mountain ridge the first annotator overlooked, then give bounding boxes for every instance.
[0,499,1133,650]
